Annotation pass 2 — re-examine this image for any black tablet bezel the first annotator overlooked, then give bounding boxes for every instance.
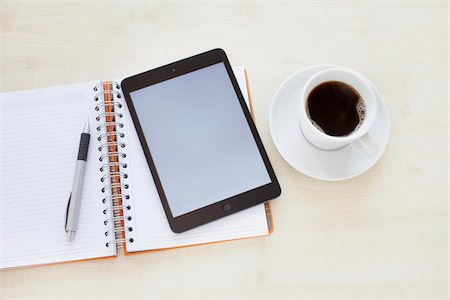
[121,49,281,233]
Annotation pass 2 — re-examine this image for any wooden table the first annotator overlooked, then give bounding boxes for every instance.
[1,2,447,299]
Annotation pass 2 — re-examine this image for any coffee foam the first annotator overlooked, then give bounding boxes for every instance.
[307,97,366,137]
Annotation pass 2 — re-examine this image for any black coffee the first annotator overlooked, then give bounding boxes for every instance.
[306,81,365,137]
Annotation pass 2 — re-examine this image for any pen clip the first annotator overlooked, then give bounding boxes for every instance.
[65,193,71,232]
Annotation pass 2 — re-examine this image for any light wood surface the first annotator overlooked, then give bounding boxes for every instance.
[0,1,448,299]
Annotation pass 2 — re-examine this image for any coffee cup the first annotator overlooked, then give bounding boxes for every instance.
[299,67,378,156]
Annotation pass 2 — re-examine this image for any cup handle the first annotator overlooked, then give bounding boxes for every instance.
[350,133,378,157]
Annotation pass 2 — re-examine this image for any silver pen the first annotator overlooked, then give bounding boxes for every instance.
[65,119,90,241]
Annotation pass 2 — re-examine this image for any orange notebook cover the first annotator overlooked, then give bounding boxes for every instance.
[0,66,273,270]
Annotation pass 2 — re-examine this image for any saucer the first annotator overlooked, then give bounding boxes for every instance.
[269,65,390,181]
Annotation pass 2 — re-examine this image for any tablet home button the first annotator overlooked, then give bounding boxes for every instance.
[223,204,231,211]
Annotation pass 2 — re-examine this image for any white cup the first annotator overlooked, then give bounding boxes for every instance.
[299,67,378,156]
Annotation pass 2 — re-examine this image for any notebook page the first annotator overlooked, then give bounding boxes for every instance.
[233,65,250,107]
[117,66,269,253]
[0,81,116,269]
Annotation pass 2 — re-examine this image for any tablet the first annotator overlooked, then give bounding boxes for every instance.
[121,49,281,233]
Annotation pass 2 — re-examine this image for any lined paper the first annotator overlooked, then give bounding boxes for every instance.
[0,81,116,269]
[117,67,269,253]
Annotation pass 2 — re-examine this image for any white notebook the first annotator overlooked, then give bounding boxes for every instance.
[0,67,273,270]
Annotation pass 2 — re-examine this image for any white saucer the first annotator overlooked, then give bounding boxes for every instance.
[269,65,390,181]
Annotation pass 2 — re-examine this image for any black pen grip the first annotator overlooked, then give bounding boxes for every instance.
[77,133,90,161]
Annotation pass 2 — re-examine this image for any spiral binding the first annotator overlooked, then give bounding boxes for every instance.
[94,81,135,249]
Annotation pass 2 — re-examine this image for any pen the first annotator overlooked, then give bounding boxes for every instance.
[65,119,90,242]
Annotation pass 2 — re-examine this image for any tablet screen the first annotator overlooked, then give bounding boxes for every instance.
[129,62,271,217]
